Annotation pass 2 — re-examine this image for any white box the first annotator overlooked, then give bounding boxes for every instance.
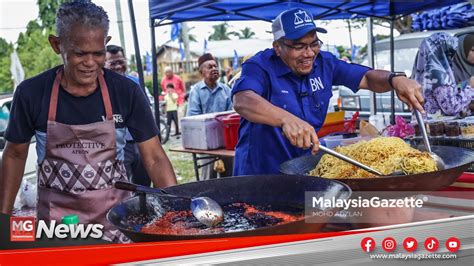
[181,111,233,150]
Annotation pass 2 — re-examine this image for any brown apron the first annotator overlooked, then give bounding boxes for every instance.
[37,69,131,243]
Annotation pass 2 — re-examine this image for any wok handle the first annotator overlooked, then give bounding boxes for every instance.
[318,145,384,176]
[414,110,432,153]
[114,181,169,195]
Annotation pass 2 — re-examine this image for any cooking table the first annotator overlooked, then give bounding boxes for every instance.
[169,147,235,181]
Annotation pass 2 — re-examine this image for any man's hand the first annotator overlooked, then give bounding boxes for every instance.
[280,113,319,154]
[392,77,425,113]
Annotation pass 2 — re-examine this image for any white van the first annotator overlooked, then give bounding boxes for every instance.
[338,27,474,121]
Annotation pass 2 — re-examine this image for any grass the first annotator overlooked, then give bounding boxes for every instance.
[162,136,197,184]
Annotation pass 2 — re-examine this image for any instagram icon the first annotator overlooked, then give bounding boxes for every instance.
[382,237,397,252]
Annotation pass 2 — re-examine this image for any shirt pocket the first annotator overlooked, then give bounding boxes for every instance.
[271,88,303,118]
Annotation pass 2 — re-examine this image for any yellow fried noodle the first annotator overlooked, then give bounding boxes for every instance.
[310,137,438,178]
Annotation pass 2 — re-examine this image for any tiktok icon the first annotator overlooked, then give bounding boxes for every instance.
[361,237,376,252]
[424,237,439,252]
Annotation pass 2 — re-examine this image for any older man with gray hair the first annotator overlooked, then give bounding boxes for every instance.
[0,0,177,243]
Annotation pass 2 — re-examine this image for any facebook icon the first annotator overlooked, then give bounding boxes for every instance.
[361,237,376,252]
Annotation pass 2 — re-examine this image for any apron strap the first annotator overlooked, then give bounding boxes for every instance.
[98,73,113,120]
[48,68,113,121]
[48,69,63,121]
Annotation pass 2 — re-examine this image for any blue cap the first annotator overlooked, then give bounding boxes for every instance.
[272,8,327,41]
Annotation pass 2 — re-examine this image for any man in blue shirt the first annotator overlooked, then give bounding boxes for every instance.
[232,8,425,176]
[105,44,152,187]
[187,53,233,116]
[187,53,233,180]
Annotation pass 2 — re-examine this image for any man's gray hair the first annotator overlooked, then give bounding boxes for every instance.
[56,0,109,39]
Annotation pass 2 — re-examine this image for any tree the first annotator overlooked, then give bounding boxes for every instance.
[208,23,238,41]
[37,0,67,30]
[16,21,61,79]
[234,27,256,39]
[0,38,14,93]
[14,0,67,80]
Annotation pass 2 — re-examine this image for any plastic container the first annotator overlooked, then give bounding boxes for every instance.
[321,133,359,149]
[459,119,474,138]
[181,112,225,150]
[220,113,241,150]
[323,111,345,124]
[428,120,445,137]
[444,121,461,138]
[318,121,345,138]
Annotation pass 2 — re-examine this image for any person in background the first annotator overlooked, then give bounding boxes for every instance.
[187,53,233,179]
[225,66,234,85]
[187,53,233,116]
[411,32,473,116]
[232,7,424,176]
[106,45,154,104]
[161,66,185,106]
[182,92,190,117]
[453,32,474,89]
[0,1,177,243]
[105,44,153,187]
[164,83,180,136]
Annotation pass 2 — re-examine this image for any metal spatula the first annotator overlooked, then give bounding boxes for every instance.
[413,110,446,171]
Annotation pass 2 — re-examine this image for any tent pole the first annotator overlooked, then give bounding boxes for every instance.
[367,17,376,117]
[128,0,146,91]
[389,17,395,125]
[150,19,161,138]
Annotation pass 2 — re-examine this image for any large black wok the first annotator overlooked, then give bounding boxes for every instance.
[280,145,474,191]
[107,175,351,242]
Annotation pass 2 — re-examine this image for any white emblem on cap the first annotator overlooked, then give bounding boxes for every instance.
[304,11,312,22]
[294,10,304,25]
[294,10,313,26]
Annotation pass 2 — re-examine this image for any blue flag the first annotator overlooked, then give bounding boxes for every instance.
[171,23,181,41]
[179,42,185,60]
[351,44,359,60]
[145,52,152,73]
[232,49,239,69]
[203,39,208,53]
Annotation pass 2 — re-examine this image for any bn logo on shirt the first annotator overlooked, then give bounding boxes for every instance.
[10,217,36,241]
[310,77,324,92]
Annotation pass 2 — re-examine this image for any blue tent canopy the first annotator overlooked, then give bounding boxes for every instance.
[137,0,469,132]
[149,0,466,25]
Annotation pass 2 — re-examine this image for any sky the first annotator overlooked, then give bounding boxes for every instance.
[0,0,393,57]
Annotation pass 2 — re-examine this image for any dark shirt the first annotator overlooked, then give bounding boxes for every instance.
[5,66,158,162]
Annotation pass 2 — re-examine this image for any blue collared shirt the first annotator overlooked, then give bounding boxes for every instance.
[232,48,370,176]
[186,80,233,116]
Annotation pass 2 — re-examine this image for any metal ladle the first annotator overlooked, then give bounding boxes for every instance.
[414,110,446,171]
[114,182,224,227]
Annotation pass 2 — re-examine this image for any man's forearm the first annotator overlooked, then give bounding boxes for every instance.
[146,159,177,188]
[233,90,290,128]
[0,145,29,214]
[138,137,177,188]
[363,70,393,93]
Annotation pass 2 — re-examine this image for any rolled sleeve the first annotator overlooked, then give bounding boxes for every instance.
[332,57,371,93]
[231,62,269,98]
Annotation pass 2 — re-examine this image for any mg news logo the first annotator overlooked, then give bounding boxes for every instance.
[10,217,103,241]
